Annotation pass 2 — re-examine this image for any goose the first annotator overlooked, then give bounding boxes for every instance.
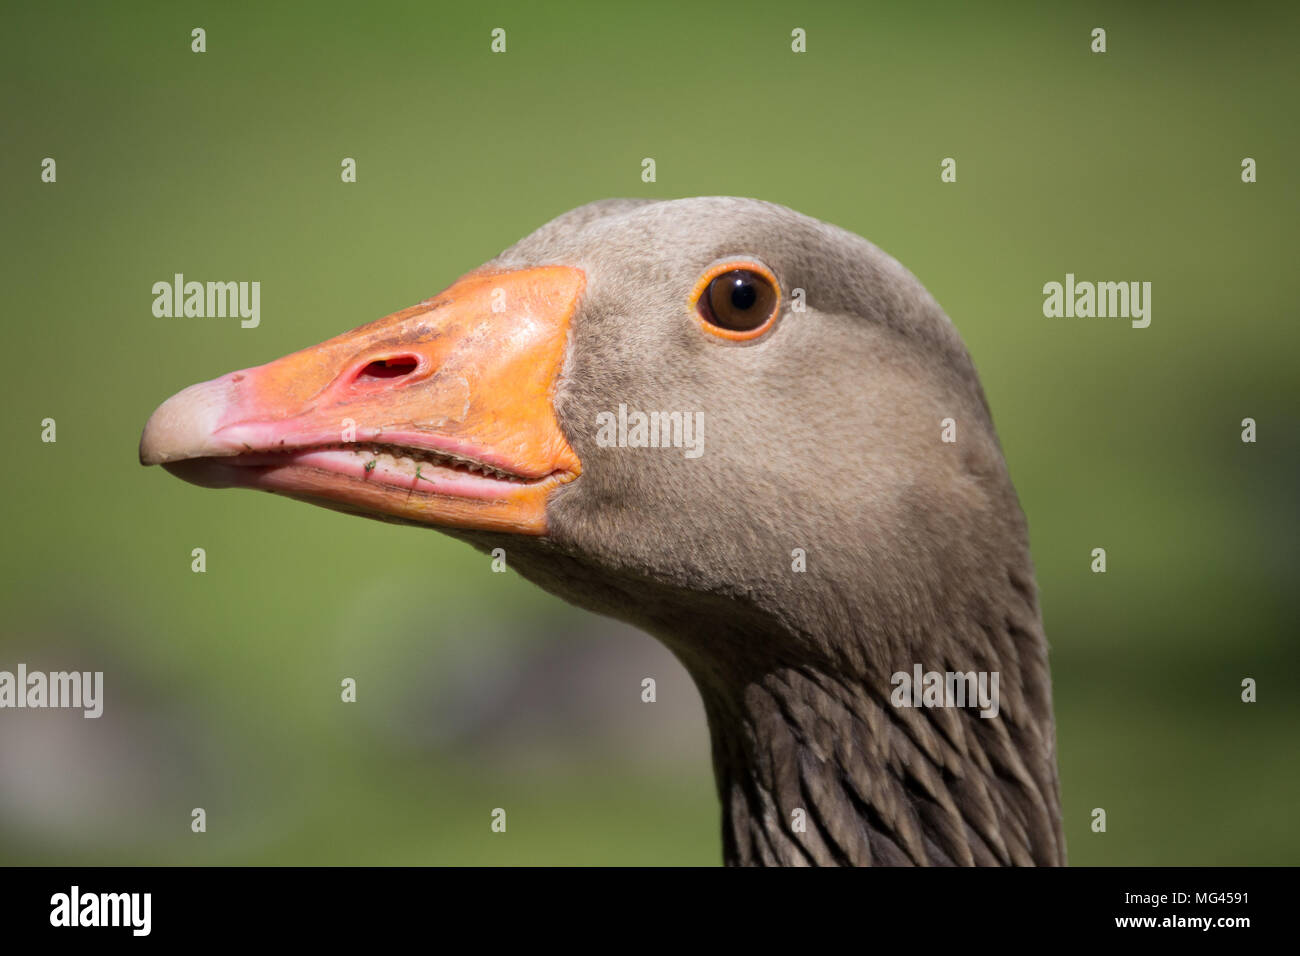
[139,197,1066,866]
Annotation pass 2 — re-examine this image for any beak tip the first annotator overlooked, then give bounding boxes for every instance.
[139,377,237,467]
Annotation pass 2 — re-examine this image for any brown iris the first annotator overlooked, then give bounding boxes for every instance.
[698,268,779,334]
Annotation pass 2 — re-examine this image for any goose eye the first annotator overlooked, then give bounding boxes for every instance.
[694,265,780,339]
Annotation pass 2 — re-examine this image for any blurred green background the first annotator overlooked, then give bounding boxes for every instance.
[1,1,1296,865]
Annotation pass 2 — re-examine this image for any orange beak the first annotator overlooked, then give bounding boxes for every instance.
[139,266,585,535]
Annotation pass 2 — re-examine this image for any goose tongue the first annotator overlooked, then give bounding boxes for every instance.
[138,266,585,535]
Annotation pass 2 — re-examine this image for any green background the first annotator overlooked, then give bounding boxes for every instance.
[1,1,1296,864]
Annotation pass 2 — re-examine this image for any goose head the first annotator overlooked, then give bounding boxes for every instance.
[140,197,1066,866]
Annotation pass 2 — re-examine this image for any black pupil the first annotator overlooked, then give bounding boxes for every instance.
[730,278,757,310]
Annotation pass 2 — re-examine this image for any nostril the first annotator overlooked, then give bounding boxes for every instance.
[355,355,420,382]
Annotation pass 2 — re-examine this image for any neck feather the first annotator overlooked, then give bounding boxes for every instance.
[487,478,1067,866]
[661,562,1066,867]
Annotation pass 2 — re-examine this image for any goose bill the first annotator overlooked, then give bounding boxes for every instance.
[138,266,585,535]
